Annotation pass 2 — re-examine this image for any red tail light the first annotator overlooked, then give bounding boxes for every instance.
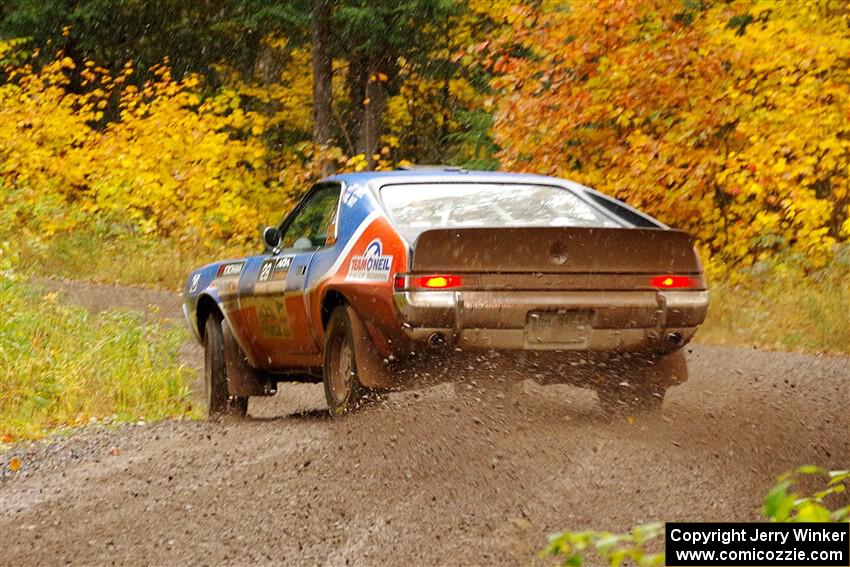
[413,275,462,289]
[650,275,696,289]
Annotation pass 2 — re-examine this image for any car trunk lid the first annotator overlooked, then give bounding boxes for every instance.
[411,227,700,275]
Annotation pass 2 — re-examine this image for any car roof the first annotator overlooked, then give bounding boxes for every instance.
[322,168,569,187]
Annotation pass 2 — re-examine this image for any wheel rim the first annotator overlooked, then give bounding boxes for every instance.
[329,331,354,403]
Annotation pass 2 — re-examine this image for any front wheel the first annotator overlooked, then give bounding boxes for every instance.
[204,314,248,419]
[323,306,368,415]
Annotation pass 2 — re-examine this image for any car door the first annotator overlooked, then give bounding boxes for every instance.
[251,183,341,366]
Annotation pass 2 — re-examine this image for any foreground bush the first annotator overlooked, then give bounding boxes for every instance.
[0,274,195,441]
[545,466,849,566]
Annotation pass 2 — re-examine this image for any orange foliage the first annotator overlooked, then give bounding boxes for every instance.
[489,0,850,269]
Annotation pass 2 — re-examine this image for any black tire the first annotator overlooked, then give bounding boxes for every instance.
[203,314,248,419]
[323,306,367,415]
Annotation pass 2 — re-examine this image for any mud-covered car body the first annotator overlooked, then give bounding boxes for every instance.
[184,169,709,408]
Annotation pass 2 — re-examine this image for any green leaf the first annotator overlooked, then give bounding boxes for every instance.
[827,471,850,485]
[763,481,795,521]
[795,502,832,522]
[595,534,622,553]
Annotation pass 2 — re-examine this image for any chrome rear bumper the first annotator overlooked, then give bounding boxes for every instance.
[393,289,709,352]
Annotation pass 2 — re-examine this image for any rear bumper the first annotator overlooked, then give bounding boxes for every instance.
[393,289,709,352]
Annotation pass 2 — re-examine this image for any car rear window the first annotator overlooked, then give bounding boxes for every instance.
[380,183,621,230]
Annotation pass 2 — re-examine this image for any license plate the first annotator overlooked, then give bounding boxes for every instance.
[526,310,593,345]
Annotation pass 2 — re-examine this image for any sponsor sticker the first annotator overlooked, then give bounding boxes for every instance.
[256,297,291,338]
[189,274,201,293]
[218,262,244,278]
[347,239,393,281]
[258,255,293,283]
[341,183,367,208]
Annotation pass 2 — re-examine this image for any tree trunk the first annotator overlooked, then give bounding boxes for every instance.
[346,55,369,155]
[311,0,334,174]
[357,63,387,169]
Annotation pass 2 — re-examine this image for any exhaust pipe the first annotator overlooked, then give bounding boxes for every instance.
[666,332,684,346]
[428,332,447,348]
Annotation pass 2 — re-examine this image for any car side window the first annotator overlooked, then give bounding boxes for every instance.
[280,185,340,250]
[584,191,662,228]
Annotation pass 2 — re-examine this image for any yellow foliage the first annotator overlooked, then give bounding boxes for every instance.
[0,54,308,247]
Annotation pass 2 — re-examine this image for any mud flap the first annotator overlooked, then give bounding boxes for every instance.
[222,319,274,397]
[346,305,396,390]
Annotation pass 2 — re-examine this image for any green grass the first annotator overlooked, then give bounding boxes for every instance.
[699,250,850,354]
[0,274,197,441]
[12,229,207,290]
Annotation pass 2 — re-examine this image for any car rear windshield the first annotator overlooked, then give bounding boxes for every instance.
[380,183,621,230]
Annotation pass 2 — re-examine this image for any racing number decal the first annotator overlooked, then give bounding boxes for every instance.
[253,255,295,339]
[259,262,272,282]
[258,256,293,283]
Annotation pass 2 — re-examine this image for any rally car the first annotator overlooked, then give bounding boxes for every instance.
[183,168,709,417]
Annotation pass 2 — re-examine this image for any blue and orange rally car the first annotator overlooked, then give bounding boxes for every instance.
[183,168,709,417]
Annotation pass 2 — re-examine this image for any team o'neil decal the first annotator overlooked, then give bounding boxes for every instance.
[347,239,393,281]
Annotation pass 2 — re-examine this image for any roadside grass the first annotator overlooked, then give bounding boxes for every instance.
[699,250,850,354]
[0,273,197,442]
[11,229,210,290]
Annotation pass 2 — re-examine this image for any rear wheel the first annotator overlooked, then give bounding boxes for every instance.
[323,306,368,415]
[204,315,248,419]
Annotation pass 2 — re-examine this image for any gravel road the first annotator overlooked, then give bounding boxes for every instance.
[1,279,848,566]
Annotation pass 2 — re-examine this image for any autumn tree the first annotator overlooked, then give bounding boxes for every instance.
[488,0,850,268]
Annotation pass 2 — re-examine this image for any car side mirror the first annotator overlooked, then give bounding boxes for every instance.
[262,226,281,251]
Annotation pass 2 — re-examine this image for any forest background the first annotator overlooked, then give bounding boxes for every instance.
[1,0,848,354]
